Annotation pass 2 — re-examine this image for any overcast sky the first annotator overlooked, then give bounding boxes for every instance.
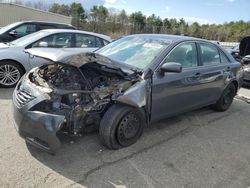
[2,0,250,24]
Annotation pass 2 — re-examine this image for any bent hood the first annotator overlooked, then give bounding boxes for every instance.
[239,36,250,57]
[24,48,142,75]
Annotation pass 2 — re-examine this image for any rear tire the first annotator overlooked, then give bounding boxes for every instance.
[99,104,145,149]
[211,83,236,112]
[0,61,24,88]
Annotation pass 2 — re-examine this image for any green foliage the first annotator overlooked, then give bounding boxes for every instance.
[49,3,86,27]
[130,11,146,26]
[48,3,70,16]
[90,5,108,23]
[48,3,250,41]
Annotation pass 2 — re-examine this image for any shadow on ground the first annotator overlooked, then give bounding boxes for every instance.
[26,107,215,187]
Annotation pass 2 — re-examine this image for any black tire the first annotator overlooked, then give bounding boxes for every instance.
[0,61,24,88]
[211,83,236,112]
[99,104,145,149]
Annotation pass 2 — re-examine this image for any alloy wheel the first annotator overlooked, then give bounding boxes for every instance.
[0,64,21,86]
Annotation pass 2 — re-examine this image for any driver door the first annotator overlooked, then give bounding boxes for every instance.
[151,42,205,122]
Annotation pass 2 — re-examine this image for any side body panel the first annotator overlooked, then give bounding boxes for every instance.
[150,40,241,122]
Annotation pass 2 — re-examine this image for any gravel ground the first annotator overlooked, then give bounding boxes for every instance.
[0,87,250,188]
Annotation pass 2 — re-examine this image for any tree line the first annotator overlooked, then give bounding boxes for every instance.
[5,1,250,42]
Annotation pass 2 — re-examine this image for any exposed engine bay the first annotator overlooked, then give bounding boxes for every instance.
[28,62,140,136]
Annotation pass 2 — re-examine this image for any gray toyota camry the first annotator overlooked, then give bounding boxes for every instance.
[12,34,243,153]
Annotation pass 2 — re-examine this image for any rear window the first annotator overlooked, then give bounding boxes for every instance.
[199,43,220,66]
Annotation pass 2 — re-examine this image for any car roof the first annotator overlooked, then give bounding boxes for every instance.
[39,29,112,41]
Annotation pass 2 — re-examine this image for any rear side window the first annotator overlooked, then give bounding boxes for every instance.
[96,37,105,48]
[219,51,230,64]
[199,43,220,66]
[75,34,96,48]
[164,42,198,68]
[96,37,110,48]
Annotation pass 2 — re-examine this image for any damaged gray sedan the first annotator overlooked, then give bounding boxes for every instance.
[12,34,243,153]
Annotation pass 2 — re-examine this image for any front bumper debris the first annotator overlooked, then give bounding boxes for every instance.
[12,77,65,153]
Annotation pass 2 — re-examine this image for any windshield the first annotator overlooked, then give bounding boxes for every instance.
[96,36,171,69]
[0,22,21,35]
[10,30,50,46]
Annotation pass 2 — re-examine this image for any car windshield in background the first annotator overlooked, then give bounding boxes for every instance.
[10,30,50,46]
[96,36,171,69]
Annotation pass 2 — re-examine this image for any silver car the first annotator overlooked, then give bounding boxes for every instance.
[0,29,111,87]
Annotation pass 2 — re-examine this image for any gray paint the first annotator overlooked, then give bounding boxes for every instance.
[12,34,243,152]
[116,80,147,107]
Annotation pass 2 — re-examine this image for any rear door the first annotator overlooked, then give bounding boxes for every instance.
[196,42,227,103]
[151,42,206,121]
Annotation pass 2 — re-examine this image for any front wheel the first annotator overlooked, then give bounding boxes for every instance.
[211,83,236,112]
[0,61,24,88]
[99,104,145,149]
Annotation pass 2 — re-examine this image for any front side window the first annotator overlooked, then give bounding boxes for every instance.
[75,34,96,48]
[199,43,220,66]
[164,42,198,68]
[15,24,37,37]
[32,33,72,48]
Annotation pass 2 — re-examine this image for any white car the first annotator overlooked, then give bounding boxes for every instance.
[0,29,111,87]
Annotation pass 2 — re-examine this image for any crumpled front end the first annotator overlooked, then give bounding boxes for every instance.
[12,76,65,152]
[12,59,143,152]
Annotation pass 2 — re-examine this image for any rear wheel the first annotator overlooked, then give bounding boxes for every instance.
[0,61,24,88]
[211,83,236,112]
[99,104,145,149]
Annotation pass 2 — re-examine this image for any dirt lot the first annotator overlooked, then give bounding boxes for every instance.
[0,87,250,188]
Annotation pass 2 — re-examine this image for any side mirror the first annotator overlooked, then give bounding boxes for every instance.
[160,62,182,75]
[38,41,48,47]
[9,30,17,36]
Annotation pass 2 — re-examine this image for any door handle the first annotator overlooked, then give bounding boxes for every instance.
[193,72,201,78]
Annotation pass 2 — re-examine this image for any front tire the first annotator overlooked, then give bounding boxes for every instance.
[211,83,236,112]
[0,61,24,88]
[99,104,145,149]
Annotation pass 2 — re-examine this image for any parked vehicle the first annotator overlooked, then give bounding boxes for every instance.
[0,29,111,87]
[12,34,242,153]
[225,44,240,61]
[0,21,75,43]
[240,36,250,86]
